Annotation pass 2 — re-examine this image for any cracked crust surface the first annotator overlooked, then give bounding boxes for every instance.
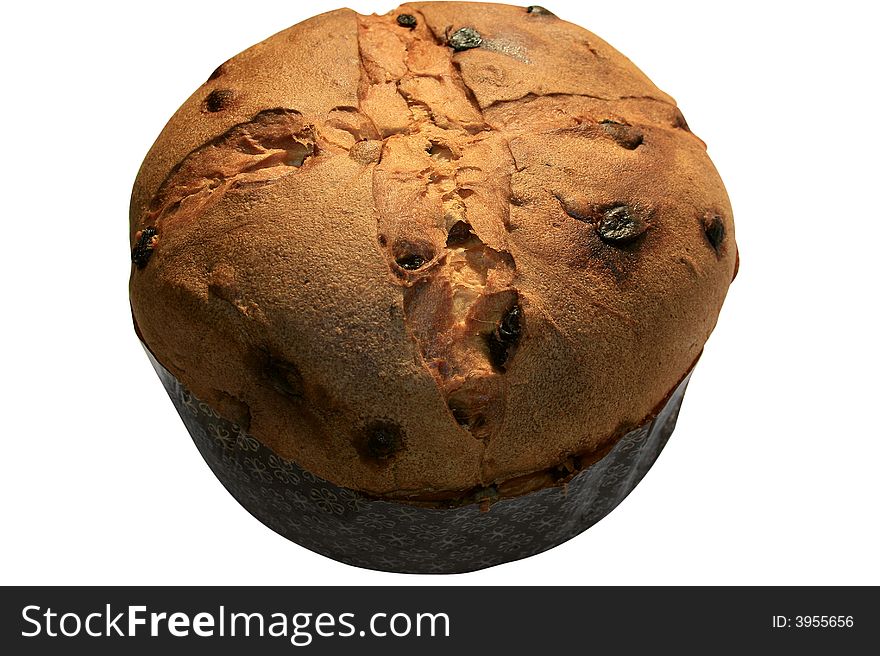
[129,3,736,501]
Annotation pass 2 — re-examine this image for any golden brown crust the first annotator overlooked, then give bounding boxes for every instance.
[129,3,736,498]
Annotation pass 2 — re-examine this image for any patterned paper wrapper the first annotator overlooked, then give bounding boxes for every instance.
[146,349,690,574]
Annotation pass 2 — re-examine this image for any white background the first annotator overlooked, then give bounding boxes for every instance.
[1,0,878,585]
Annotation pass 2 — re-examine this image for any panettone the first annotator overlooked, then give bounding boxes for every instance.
[130,3,735,513]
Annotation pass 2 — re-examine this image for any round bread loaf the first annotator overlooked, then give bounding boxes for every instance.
[130,2,736,503]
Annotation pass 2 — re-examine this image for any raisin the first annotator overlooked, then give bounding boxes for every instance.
[485,333,509,370]
[703,214,725,253]
[498,305,522,341]
[449,27,482,52]
[396,13,417,28]
[526,5,555,16]
[391,239,435,275]
[597,206,648,243]
[358,420,405,461]
[600,120,644,150]
[204,89,235,113]
[485,304,523,371]
[396,254,426,270]
[131,226,158,269]
[446,220,475,247]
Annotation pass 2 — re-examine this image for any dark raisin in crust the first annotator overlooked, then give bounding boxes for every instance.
[131,227,158,269]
